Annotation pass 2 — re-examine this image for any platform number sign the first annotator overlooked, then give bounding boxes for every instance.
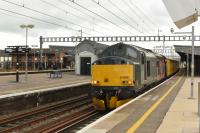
[5,46,31,53]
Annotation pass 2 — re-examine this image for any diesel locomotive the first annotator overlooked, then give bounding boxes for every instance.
[91,42,179,110]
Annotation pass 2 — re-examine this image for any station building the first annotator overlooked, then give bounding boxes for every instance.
[75,40,108,75]
[10,46,75,71]
[3,40,107,73]
[49,45,75,69]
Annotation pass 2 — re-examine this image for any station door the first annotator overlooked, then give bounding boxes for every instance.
[80,57,91,75]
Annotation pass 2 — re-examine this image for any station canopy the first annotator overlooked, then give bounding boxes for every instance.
[174,45,200,75]
[174,45,200,56]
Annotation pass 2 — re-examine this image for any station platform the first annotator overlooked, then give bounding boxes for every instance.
[156,77,199,133]
[0,71,90,98]
[78,71,199,133]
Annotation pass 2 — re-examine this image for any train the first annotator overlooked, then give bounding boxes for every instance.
[91,42,179,111]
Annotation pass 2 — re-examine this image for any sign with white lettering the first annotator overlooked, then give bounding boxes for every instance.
[5,47,31,53]
[5,48,14,53]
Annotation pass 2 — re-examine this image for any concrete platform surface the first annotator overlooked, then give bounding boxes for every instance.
[0,72,90,97]
[156,77,199,133]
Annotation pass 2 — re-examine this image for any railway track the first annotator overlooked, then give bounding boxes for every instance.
[0,94,92,133]
[0,73,182,133]
[29,106,99,133]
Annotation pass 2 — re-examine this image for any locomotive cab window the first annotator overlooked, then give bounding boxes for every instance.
[93,57,128,65]
[126,48,137,58]
[147,61,150,76]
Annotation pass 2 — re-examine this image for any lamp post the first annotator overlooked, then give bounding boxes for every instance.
[170,26,195,99]
[36,51,39,70]
[20,24,34,81]
[31,45,38,71]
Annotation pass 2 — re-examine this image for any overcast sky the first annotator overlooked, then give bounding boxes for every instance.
[0,0,199,50]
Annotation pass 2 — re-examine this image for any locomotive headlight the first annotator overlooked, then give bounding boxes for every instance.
[92,80,99,85]
[128,81,132,85]
[122,80,132,85]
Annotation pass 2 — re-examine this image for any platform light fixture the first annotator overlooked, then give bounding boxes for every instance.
[20,24,34,81]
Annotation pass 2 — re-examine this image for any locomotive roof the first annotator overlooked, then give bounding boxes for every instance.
[99,42,165,60]
[118,43,159,58]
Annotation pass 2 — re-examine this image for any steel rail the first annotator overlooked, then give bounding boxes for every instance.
[0,101,92,132]
[29,107,97,133]
[0,95,90,132]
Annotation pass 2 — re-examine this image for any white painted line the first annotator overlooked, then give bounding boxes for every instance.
[141,95,152,101]
[152,95,159,101]
[77,76,176,133]
[0,81,90,99]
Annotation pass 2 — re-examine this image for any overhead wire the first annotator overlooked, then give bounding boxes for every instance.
[122,0,155,31]
[129,0,158,28]
[0,0,159,36]
[40,0,111,34]
[40,0,88,24]
[0,0,106,35]
[0,10,51,26]
[0,7,93,36]
[107,0,147,34]
[22,0,24,7]
[91,0,138,34]
[59,0,120,33]
[66,0,134,35]
[58,0,99,23]
[59,0,119,35]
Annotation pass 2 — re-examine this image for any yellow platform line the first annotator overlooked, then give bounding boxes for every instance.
[127,76,183,133]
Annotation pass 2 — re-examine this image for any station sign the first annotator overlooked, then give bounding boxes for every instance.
[20,48,31,53]
[5,48,14,53]
[5,47,31,54]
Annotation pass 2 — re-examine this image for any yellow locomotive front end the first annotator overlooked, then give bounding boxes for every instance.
[91,64,135,110]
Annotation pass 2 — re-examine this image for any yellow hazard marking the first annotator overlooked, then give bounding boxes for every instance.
[127,76,182,133]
